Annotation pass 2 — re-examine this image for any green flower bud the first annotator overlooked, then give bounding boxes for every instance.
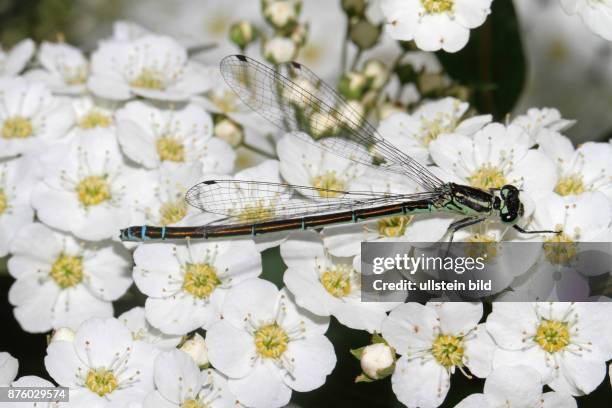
[264,0,300,31]
[349,19,381,50]
[362,59,388,89]
[290,23,309,47]
[341,0,367,18]
[229,21,257,50]
[338,71,370,100]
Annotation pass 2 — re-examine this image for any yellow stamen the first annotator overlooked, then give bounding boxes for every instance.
[2,116,33,139]
[78,111,112,129]
[85,368,118,397]
[543,232,578,265]
[76,175,111,207]
[311,171,346,198]
[50,253,83,288]
[320,264,353,298]
[431,334,464,369]
[159,200,187,226]
[555,174,585,196]
[466,233,498,262]
[535,319,570,353]
[422,0,454,13]
[156,136,185,162]
[377,215,413,237]
[0,188,7,214]
[468,164,507,190]
[254,323,289,359]
[238,201,275,222]
[130,68,165,90]
[182,263,221,299]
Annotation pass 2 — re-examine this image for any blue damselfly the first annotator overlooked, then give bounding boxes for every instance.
[120,55,558,242]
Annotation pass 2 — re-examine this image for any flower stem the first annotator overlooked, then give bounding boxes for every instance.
[242,141,276,159]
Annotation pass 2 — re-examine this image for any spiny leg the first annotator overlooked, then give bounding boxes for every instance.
[443,216,486,256]
[513,225,561,235]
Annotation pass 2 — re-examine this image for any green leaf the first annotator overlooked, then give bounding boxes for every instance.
[355,373,375,383]
[436,0,526,118]
[371,332,386,344]
[350,346,366,360]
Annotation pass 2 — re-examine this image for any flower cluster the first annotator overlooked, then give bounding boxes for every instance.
[0,1,611,408]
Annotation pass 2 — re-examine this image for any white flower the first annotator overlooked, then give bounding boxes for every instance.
[382,302,495,408]
[360,343,396,380]
[454,365,576,408]
[117,101,235,173]
[0,77,74,158]
[380,0,493,52]
[70,96,117,132]
[118,307,182,350]
[4,375,62,408]
[486,302,612,396]
[560,0,612,41]
[130,162,219,231]
[511,192,612,301]
[88,34,211,101]
[44,317,158,407]
[31,131,153,241]
[264,0,299,29]
[511,107,575,145]
[0,38,34,77]
[264,37,297,64]
[110,20,153,42]
[25,41,89,94]
[378,97,491,164]
[207,279,336,408]
[50,327,76,343]
[537,132,612,199]
[277,133,366,202]
[429,123,557,197]
[281,231,394,332]
[7,223,131,332]
[0,156,38,257]
[180,333,209,368]
[0,352,18,386]
[144,349,239,408]
[133,239,262,334]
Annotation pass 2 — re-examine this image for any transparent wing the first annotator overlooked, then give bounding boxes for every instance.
[185,180,439,223]
[220,54,444,192]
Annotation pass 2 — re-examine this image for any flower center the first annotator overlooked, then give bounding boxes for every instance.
[535,319,570,353]
[50,253,83,288]
[420,117,455,146]
[2,116,33,139]
[0,188,7,215]
[466,233,498,262]
[237,201,275,222]
[311,171,346,198]
[85,368,118,397]
[468,164,507,190]
[130,68,165,90]
[209,91,239,113]
[159,199,188,226]
[156,136,185,162]
[254,323,289,359]
[320,264,353,298]
[76,175,111,207]
[66,69,88,85]
[421,0,453,13]
[431,334,464,369]
[181,399,206,408]
[554,173,585,196]
[377,215,413,237]
[78,110,112,129]
[543,232,578,265]
[182,263,221,299]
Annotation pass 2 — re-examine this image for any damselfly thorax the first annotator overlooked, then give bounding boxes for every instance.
[120,55,556,243]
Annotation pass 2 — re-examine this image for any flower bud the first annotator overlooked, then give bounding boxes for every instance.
[229,21,257,50]
[214,115,244,147]
[362,59,388,90]
[349,19,381,50]
[309,111,337,139]
[264,36,297,64]
[264,0,300,30]
[290,23,309,47]
[378,100,406,120]
[338,71,369,100]
[50,327,75,343]
[360,343,395,380]
[180,333,209,368]
[336,100,365,130]
[341,0,367,17]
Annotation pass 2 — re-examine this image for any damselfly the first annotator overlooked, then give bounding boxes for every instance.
[120,55,558,242]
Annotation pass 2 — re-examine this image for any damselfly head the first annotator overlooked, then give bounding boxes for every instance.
[497,184,522,224]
